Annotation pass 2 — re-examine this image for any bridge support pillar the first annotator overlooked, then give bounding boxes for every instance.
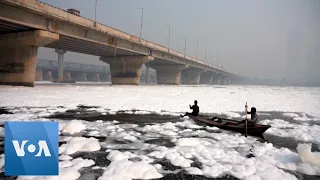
[81,72,88,81]
[87,73,100,82]
[100,56,153,85]
[212,74,221,85]
[0,30,58,86]
[72,72,87,81]
[200,71,214,84]
[64,71,71,80]
[55,49,66,81]
[181,68,205,85]
[99,73,109,82]
[145,66,150,84]
[35,69,43,81]
[220,75,227,85]
[43,70,53,81]
[148,64,186,85]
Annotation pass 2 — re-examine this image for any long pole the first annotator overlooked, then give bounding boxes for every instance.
[245,102,248,137]
[212,53,214,65]
[139,8,144,40]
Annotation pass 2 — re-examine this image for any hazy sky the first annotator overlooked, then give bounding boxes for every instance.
[38,0,320,82]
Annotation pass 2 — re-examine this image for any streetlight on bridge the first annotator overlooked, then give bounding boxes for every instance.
[196,41,198,60]
[167,24,171,51]
[183,34,187,58]
[216,53,219,68]
[205,48,207,61]
[94,0,98,27]
[139,7,144,40]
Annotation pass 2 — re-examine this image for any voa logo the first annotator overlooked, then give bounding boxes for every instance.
[5,121,59,176]
[12,140,51,157]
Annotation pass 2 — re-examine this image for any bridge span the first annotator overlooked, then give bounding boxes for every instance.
[35,59,110,82]
[0,0,241,87]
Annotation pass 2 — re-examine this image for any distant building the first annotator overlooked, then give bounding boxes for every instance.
[67,9,80,16]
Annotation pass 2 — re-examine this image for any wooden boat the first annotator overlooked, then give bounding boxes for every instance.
[188,115,271,136]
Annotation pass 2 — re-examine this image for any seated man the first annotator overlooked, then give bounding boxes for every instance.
[235,107,259,126]
[180,100,199,117]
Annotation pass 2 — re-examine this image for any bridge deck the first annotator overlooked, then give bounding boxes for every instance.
[0,0,239,78]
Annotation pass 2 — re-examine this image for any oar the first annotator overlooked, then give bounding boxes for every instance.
[245,102,248,137]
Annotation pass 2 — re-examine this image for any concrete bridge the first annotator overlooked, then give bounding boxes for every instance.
[0,0,241,87]
[35,59,110,82]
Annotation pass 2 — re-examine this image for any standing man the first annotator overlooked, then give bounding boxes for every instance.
[180,100,199,117]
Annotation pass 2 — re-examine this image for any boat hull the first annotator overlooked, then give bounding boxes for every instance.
[188,115,271,136]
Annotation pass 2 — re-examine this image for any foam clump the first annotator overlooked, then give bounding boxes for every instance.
[62,120,86,134]
[116,131,138,142]
[0,127,4,137]
[147,147,169,159]
[140,122,179,136]
[107,150,137,161]
[71,158,95,170]
[254,165,297,180]
[202,163,232,178]
[98,159,162,180]
[59,154,73,161]
[165,151,192,168]
[60,137,101,155]
[185,167,203,175]
[176,138,200,146]
[0,154,4,169]
[297,143,320,167]
[175,120,202,129]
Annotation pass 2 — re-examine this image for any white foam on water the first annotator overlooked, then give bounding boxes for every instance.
[283,113,300,118]
[61,120,86,134]
[1,85,320,179]
[116,131,138,142]
[0,127,4,137]
[1,85,319,117]
[107,150,137,161]
[98,159,163,180]
[1,85,320,146]
[185,167,203,175]
[165,150,192,168]
[59,154,73,161]
[175,120,203,129]
[59,160,73,168]
[263,121,320,145]
[0,154,4,169]
[205,126,220,131]
[282,112,318,122]
[297,144,320,167]
[139,122,180,136]
[175,138,200,146]
[60,137,101,155]
[71,158,95,170]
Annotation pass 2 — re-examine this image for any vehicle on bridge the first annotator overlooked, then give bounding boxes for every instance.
[67,9,80,16]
